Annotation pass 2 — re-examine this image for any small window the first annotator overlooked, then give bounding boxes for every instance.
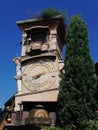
[31,32,46,43]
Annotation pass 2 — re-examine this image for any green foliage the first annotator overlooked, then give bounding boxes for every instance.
[58,15,97,129]
[42,8,67,20]
[41,126,64,130]
[86,119,98,130]
[41,125,77,130]
[31,8,67,21]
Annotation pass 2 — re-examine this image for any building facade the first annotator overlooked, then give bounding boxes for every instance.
[2,15,66,129]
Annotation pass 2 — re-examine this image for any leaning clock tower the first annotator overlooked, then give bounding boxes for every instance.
[13,15,66,125]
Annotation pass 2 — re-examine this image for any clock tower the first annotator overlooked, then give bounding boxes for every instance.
[13,15,66,125]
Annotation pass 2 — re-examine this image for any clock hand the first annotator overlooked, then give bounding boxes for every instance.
[32,73,41,79]
[32,71,46,79]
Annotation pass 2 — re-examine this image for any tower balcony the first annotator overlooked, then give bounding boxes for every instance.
[26,42,49,54]
[31,42,42,50]
[26,43,41,54]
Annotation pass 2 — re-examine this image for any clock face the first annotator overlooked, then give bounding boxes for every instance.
[22,59,57,92]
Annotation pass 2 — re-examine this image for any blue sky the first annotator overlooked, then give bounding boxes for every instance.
[0,0,98,107]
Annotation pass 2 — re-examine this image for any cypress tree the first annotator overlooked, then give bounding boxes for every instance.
[58,15,97,129]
